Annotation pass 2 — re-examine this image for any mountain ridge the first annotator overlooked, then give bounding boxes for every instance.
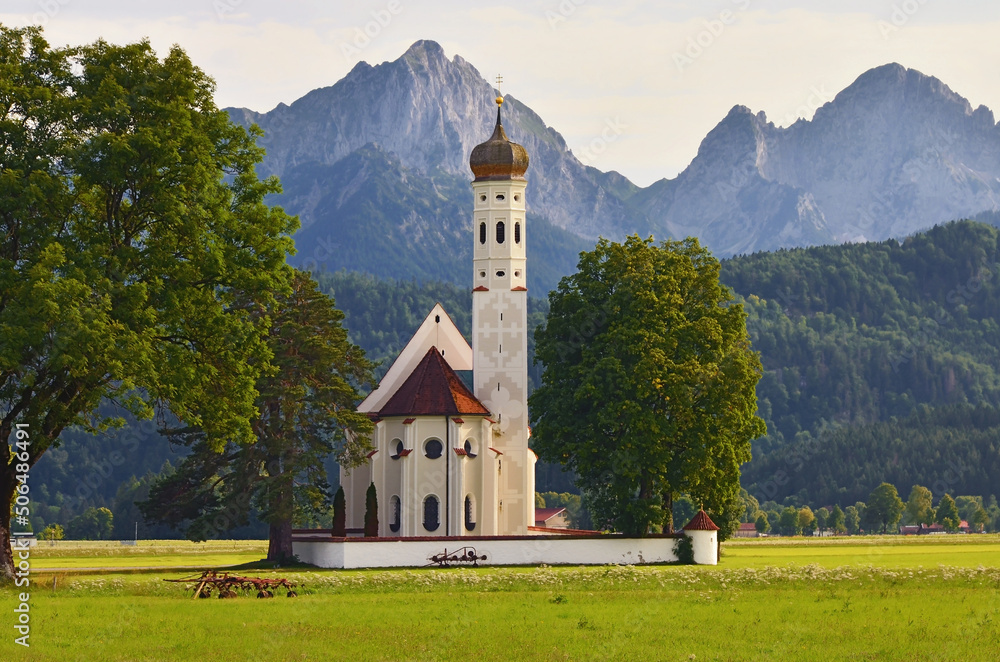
[226,41,1000,289]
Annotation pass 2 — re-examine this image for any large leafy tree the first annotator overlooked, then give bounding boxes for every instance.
[141,271,375,562]
[936,494,961,532]
[530,235,765,536]
[0,27,295,579]
[904,485,935,525]
[864,483,905,534]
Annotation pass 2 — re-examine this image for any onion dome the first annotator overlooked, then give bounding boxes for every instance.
[469,97,529,182]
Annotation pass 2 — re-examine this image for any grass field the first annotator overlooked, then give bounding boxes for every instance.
[3,536,1000,661]
[28,540,267,570]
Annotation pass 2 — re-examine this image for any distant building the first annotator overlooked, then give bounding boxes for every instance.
[734,522,759,538]
[534,507,569,530]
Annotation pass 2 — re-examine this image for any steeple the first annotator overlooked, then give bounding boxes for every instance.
[469,96,529,182]
[469,87,534,535]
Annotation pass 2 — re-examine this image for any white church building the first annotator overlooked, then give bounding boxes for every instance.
[294,93,720,567]
[340,94,536,538]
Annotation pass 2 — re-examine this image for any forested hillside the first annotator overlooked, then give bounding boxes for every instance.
[725,220,1000,451]
[28,221,1000,535]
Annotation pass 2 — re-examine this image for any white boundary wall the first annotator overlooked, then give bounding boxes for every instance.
[291,534,712,568]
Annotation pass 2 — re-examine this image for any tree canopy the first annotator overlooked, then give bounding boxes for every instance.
[0,26,296,578]
[529,235,765,536]
[141,271,374,561]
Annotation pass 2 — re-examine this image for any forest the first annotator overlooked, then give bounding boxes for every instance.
[26,220,1000,536]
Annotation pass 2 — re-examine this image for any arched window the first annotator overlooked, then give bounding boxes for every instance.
[514,222,521,244]
[423,495,440,532]
[424,439,443,459]
[465,494,476,532]
[390,439,404,460]
[389,495,401,533]
[479,222,486,245]
[496,221,505,244]
[464,439,477,459]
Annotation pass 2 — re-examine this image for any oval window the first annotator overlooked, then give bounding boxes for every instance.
[479,194,487,202]
[495,270,505,278]
[464,439,477,459]
[496,193,505,201]
[391,439,404,460]
[423,495,440,532]
[390,495,401,533]
[496,221,505,244]
[514,194,520,202]
[465,495,476,532]
[424,439,443,459]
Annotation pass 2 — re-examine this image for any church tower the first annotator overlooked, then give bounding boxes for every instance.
[469,92,535,534]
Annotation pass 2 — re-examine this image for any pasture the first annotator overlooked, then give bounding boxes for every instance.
[2,536,999,661]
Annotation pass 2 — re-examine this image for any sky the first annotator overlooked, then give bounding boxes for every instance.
[4,0,999,186]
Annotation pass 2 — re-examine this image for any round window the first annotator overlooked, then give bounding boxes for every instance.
[391,439,404,459]
[424,439,443,459]
[464,439,477,458]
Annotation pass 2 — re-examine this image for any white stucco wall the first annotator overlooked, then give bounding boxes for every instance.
[292,533,722,569]
[687,530,718,566]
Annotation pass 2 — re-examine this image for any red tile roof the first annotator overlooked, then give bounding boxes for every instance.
[683,510,720,531]
[738,523,757,531]
[535,507,567,524]
[379,347,491,417]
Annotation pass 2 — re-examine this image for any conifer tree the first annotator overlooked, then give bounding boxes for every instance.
[364,482,379,537]
[332,486,347,537]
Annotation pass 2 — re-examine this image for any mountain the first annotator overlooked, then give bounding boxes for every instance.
[640,63,1000,254]
[227,47,1000,287]
[226,40,631,292]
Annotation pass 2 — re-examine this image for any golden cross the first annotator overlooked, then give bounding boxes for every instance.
[496,74,503,96]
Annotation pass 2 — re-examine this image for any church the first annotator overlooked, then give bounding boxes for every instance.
[339,92,536,537]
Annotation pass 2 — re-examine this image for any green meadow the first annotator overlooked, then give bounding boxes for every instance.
[2,536,999,661]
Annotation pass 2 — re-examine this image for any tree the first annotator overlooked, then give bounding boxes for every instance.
[865,483,904,534]
[0,27,296,579]
[971,506,989,533]
[905,485,935,525]
[67,507,113,540]
[844,506,860,535]
[142,272,374,562]
[672,495,698,532]
[779,506,801,536]
[332,486,346,537]
[828,505,846,534]
[815,507,830,533]
[38,524,64,541]
[364,482,379,538]
[853,502,868,534]
[754,512,770,534]
[740,488,761,523]
[530,236,765,536]
[936,494,960,532]
[954,496,983,524]
[798,506,817,536]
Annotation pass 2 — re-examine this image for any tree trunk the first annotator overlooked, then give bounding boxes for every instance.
[0,469,15,582]
[663,492,674,534]
[267,518,293,564]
